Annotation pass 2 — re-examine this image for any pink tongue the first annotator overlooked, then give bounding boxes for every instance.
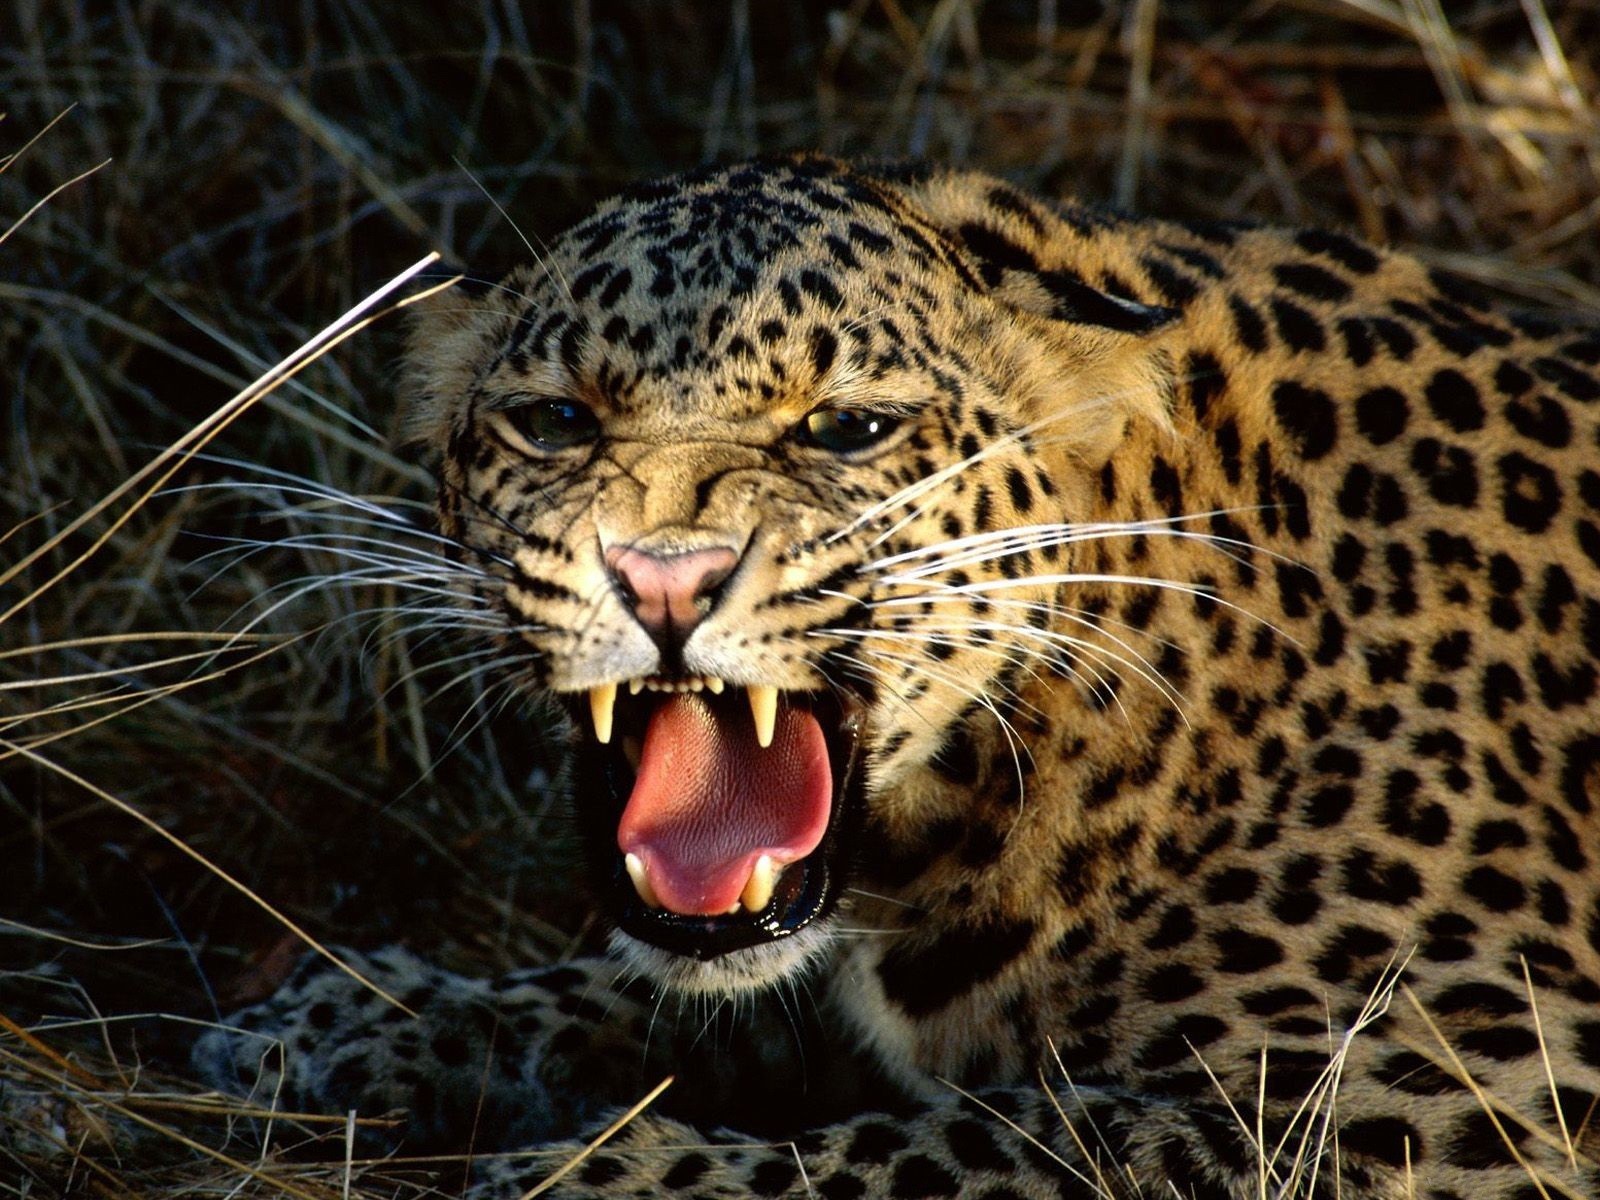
[617,694,832,916]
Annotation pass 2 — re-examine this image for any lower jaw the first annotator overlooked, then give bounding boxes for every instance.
[614,852,835,960]
[571,689,866,964]
[608,922,838,995]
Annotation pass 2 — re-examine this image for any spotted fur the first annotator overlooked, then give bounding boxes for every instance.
[198,156,1600,1198]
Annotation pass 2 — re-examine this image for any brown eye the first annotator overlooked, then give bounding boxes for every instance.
[799,409,901,453]
[506,398,600,450]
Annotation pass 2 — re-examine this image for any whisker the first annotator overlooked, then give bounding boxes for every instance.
[861,508,1303,580]
[846,613,1189,718]
[854,645,1033,798]
[866,572,1299,645]
[453,155,573,303]
[826,397,1118,547]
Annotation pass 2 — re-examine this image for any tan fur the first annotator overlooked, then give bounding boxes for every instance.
[209,156,1600,1198]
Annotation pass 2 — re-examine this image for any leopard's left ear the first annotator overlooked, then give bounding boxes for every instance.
[981,260,1179,336]
[870,165,1179,336]
[867,166,1183,463]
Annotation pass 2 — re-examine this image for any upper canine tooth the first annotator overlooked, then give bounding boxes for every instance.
[589,683,618,744]
[624,852,661,908]
[740,854,780,912]
[747,684,778,749]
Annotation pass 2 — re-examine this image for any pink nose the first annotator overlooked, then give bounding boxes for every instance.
[604,545,738,644]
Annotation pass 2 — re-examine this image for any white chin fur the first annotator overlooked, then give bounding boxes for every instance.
[609,923,834,997]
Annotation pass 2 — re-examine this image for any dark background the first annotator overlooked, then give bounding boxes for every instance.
[2,2,1597,1193]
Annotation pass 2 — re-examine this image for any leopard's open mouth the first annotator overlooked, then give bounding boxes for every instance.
[568,682,866,961]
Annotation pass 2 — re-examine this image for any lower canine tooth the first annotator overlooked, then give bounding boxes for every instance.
[624,852,661,908]
[589,683,617,744]
[740,854,780,912]
[747,684,778,749]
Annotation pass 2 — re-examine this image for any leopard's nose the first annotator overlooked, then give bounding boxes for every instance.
[604,544,739,650]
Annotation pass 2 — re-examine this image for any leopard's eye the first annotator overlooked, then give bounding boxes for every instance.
[504,398,600,450]
[799,408,901,454]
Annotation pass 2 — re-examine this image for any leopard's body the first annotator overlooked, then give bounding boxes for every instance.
[199,156,1600,1198]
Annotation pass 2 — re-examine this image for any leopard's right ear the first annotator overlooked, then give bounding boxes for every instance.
[397,268,519,448]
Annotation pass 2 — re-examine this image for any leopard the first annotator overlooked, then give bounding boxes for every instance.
[195,154,1600,1199]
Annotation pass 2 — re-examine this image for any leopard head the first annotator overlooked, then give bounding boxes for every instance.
[402,156,1176,992]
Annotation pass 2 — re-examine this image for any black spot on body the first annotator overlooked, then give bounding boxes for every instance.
[1271,297,1327,351]
[891,1156,959,1198]
[1295,228,1381,274]
[1228,295,1269,352]
[1424,368,1485,432]
[1354,387,1407,445]
[1343,849,1423,905]
[1272,381,1338,460]
[878,919,1035,1016]
[809,327,838,377]
[1370,317,1417,360]
[1135,1014,1228,1069]
[1410,438,1479,507]
[1534,355,1600,401]
[1212,928,1284,973]
[799,269,843,311]
[1141,254,1201,306]
[846,1121,909,1165]
[749,1160,801,1196]
[1463,865,1526,912]
[944,1118,1014,1173]
[1142,962,1205,1003]
[1338,317,1375,366]
[1340,1117,1423,1169]
[1274,262,1352,302]
[579,1155,626,1186]
[1005,467,1033,514]
[1497,451,1561,533]
[661,1154,711,1188]
[1506,394,1572,448]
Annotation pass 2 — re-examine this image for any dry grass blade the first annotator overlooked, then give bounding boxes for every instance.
[0,102,77,175]
[516,1075,674,1198]
[939,1074,1109,1195]
[0,156,109,246]
[0,636,299,757]
[1398,984,1585,1200]
[3,739,418,1018]
[1521,957,1578,1171]
[0,630,274,661]
[0,255,446,621]
[0,1042,334,1200]
[0,1012,104,1089]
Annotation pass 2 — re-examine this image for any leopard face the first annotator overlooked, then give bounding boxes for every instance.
[403,157,1177,992]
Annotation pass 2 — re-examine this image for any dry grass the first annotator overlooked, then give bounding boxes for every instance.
[2,1,1597,1194]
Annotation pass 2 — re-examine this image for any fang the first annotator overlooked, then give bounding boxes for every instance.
[747,684,778,748]
[740,854,781,912]
[589,683,618,743]
[624,852,661,908]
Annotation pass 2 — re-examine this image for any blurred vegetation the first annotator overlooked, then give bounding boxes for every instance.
[2,1,1597,1193]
